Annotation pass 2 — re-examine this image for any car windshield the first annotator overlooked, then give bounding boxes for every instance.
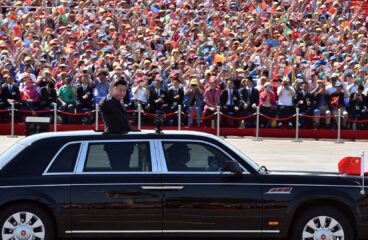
[0,143,25,170]
[219,138,261,172]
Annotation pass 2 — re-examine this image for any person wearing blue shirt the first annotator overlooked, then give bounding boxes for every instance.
[94,72,110,105]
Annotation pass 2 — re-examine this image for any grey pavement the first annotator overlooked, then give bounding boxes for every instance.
[226,138,368,172]
[1,135,367,172]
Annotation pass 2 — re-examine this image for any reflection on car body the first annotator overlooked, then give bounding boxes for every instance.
[0,130,367,240]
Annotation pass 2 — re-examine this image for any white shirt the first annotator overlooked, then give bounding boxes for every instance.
[347,84,357,95]
[226,89,234,106]
[277,86,295,106]
[132,86,148,103]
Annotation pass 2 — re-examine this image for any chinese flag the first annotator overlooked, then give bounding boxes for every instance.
[271,7,276,14]
[261,2,267,10]
[328,6,336,15]
[342,21,350,28]
[284,66,292,75]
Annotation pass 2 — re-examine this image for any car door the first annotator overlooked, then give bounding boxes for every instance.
[70,139,163,238]
[158,139,265,238]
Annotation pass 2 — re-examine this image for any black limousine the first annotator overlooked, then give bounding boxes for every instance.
[0,130,367,240]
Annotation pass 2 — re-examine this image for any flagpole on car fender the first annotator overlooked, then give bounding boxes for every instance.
[361,151,365,195]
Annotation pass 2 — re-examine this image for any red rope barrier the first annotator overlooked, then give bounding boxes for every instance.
[347,118,368,123]
[127,110,136,113]
[0,109,9,113]
[143,111,157,117]
[57,110,94,116]
[141,111,179,118]
[300,114,333,119]
[181,113,216,121]
[17,109,53,114]
[221,113,255,121]
[261,114,295,121]
[163,112,177,117]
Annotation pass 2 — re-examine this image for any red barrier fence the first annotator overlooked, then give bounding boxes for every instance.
[1,105,368,141]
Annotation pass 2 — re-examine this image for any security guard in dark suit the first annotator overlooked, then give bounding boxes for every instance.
[100,79,131,133]
[0,74,20,109]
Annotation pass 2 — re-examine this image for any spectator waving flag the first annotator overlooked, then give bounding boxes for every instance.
[151,6,159,14]
[177,0,183,7]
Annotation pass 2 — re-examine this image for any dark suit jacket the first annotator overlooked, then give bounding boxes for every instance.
[349,93,368,114]
[1,83,20,103]
[40,87,57,104]
[313,92,331,109]
[76,85,94,105]
[239,87,259,106]
[100,96,131,133]
[220,88,240,107]
[149,88,167,110]
[167,87,184,108]
[295,90,313,113]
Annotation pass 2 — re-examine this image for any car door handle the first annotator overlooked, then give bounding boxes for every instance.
[141,186,184,190]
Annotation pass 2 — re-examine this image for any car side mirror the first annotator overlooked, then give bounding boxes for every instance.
[221,161,243,177]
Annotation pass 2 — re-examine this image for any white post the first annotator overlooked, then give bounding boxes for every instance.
[10,102,15,137]
[138,103,142,130]
[254,106,262,141]
[361,152,365,195]
[216,106,220,137]
[95,104,99,131]
[336,108,343,144]
[53,103,57,132]
[178,105,182,131]
[293,108,302,142]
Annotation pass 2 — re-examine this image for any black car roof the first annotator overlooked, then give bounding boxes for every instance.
[17,130,222,146]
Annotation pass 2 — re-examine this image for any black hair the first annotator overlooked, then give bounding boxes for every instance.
[48,81,55,88]
[358,85,364,91]
[114,79,127,87]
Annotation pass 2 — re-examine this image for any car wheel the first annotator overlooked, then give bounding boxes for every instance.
[0,204,55,240]
[290,206,354,240]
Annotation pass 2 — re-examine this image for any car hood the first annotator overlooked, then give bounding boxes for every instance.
[257,170,364,187]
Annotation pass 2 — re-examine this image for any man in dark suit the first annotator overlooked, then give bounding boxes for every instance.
[76,77,94,113]
[239,77,259,127]
[167,78,184,111]
[100,79,131,133]
[220,80,240,127]
[148,79,168,114]
[0,74,20,109]
[295,82,314,128]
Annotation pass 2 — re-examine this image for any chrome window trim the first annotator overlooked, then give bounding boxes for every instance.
[65,230,280,234]
[157,139,249,174]
[0,183,364,189]
[75,139,158,174]
[43,141,82,176]
[154,139,168,172]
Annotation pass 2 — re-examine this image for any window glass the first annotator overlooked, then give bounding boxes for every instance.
[48,143,80,173]
[84,142,151,172]
[162,142,232,172]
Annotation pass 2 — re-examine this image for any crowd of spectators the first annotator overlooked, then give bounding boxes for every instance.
[0,0,368,129]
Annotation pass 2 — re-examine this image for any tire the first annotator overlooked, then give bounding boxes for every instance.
[289,205,354,240]
[0,203,55,240]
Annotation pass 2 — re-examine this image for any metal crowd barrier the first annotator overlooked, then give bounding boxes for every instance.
[3,102,368,143]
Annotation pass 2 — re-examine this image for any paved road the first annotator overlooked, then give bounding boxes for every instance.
[2,136,367,172]
[1,135,367,240]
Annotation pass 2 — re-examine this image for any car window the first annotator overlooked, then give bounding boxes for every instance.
[162,142,232,172]
[84,142,151,172]
[47,143,80,173]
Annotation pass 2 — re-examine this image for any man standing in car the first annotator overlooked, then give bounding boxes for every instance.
[100,79,131,133]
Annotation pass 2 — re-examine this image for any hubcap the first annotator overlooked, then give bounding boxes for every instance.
[302,215,345,240]
[14,226,32,240]
[1,211,46,240]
